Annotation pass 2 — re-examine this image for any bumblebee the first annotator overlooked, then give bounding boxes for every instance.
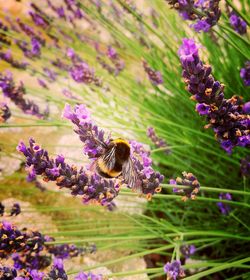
[92,138,140,192]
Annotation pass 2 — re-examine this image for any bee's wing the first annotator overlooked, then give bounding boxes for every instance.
[101,145,116,170]
[122,158,142,193]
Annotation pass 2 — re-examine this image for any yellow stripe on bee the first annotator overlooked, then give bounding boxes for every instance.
[97,158,121,178]
[112,138,130,147]
[97,158,110,173]
[107,170,121,177]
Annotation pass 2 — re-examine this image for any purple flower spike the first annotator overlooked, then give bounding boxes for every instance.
[17,138,120,206]
[164,260,185,280]
[240,156,250,177]
[229,12,247,35]
[75,271,103,280]
[10,203,21,216]
[166,0,221,32]
[0,72,47,118]
[63,104,108,158]
[178,39,250,153]
[240,61,250,86]
[143,60,163,85]
[147,127,171,154]
[180,244,196,258]
[217,193,232,215]
[0,102,11,123]
[170,171,200,201]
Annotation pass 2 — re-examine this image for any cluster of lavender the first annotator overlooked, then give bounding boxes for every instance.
[0,72,47,119]
[142,60,163,85]
[170,171,200,201]
[66,48,102,86]
[229,12,247,35]
[17,138,120,206]
[29,3,51,29]
[147,127,171,154]
[0,20,11,46]
[180,244,196,258]
[63,104,109,158]
[0,102,11,123]
[0,50,27,69]
[0,261,103,280]
[178,38,250,154]
[0,220,95,275]
[0,202,21,216]
[240,156,250,177]
[129,140,164,200]
[64,104,164,198]
[48,243,96,259]
[166,0,221,32]
[240,61,250,86]
[217,193,232,215]
[164,260,185,280]
[15,37,42,59]
[96,46,125,76]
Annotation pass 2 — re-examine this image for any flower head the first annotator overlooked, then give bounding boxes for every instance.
[170,171,200,201]
[229,12,247,35]
[217,193,232,215]
[147,127,171,154]
[178,39,250,153]
[240,156,250,177]
[0,102,11,123]
[164,260,185,280]
[240,61,250,86]
[75,271,103,280]
[180,244,196,258]
[10,203,21,216]
[143,60,163,85]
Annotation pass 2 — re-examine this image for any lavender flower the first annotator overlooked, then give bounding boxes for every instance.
[217,193,232,215]
[70,62,102,86]
[129,140,164,200]
[10,203,21,216]
[0,50,27,69]
[0,71,46,118]
[16,19,46,46]
[0,102,11,123]
[180,244,196,258]
[170,171,200,201]
[0,221,26,258]
[62,88,79,100]
[63,104,109,158]
[17,138,120,206]
[240,156,250,177]
[0,20,11,46]
[16,37,41,59]
[46,258,68,280]
[63,104,164,199]
[75,271,103,280]
[243,102,250,114]
[29,4,51,29]
[229,12,247,35]
[48,244,88,259]
[37,78,49,89]
[147,127,170,154]
[143,60,163,85]
[178,38,250,153]
[43,67,57,82]
[240,61,250,86]
[0,266,17,280]
[166,0,221,32]
[164,260,185,280]
[107,46,125,75]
